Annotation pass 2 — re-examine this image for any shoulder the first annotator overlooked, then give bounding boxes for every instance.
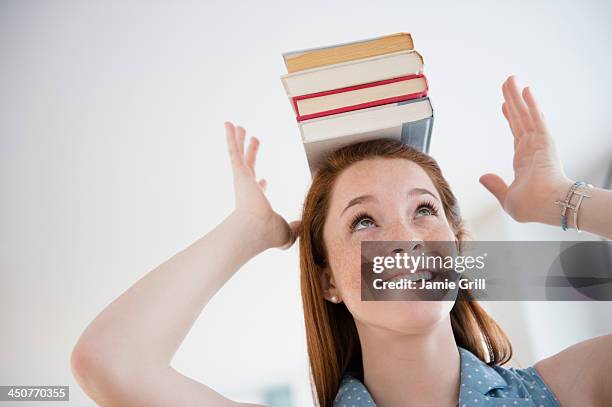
[459,347,562,407]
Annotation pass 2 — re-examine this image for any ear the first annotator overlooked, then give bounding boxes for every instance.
[319,266,342,303]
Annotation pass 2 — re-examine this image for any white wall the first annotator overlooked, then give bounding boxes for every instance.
[1,0,611,406]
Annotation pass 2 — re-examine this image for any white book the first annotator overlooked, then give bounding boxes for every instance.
[280,50,423,98]
[300,97,434,174]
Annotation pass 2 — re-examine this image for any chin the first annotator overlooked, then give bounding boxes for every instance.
[353,300,455,335]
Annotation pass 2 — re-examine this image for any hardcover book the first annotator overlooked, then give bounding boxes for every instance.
[281,50,423,97]
[300,97,433,174]
[283,32,414,73]
[292,74,428,121]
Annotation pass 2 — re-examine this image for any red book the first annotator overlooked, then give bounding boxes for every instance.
[292,74,428,122]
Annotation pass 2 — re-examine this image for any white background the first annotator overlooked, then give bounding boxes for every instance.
[1,0,611,405]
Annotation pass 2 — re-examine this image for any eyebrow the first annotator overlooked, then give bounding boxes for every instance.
[341,195,377,217]
[340,187,439,217]
[407,187,439,201]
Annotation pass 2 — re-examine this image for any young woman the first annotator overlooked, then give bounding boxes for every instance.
[71,76,612,407]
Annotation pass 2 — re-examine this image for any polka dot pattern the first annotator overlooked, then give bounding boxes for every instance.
[332,347,561,407]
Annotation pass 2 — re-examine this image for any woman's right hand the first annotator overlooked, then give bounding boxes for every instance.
[225,121,300,250]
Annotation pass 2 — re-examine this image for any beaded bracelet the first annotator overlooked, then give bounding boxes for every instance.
[554,181,593,232]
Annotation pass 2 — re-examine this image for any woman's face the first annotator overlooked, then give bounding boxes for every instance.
[322,157,457,334]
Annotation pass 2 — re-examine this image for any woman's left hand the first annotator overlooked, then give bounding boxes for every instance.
[479,75,573,224]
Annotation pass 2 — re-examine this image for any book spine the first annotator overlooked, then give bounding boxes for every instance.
[400,115,434,154]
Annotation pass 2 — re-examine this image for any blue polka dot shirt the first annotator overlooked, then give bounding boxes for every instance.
[333,346,561,407]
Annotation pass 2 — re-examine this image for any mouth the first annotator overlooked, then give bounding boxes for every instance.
[383,268,437,284]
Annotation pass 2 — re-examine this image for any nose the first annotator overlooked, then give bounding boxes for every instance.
[388,218,422,241]
[391,239,424,255]
[386,221,424,255]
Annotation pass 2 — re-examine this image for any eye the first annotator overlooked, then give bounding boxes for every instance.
[415,200,439,217]
[349,211,376,232]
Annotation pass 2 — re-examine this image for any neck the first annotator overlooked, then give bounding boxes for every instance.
[356,314,460,407]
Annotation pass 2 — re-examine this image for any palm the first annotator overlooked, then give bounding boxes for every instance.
[224,122,299,249]
[480,76,568,222]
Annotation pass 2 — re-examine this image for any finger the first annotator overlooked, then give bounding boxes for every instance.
[503,76,535,133]
[235,125,246,159]
[258,178,267,192]
[522,86,549,133]
[501,81,525,137]
[245,136,260,173]
[502,102,521,149]
[224,121,242,168]
[479,173,509,207]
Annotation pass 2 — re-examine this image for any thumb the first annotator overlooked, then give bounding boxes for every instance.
[479,173,509,207]
[279,220,302,250]
[289,220,302,237]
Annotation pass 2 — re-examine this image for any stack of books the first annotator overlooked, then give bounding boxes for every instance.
[280,33,433,175]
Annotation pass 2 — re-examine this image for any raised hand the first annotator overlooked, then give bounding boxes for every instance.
[225,121,300,249]
[479,76,572,223]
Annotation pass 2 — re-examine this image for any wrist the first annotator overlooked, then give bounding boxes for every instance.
[538,177,575,227]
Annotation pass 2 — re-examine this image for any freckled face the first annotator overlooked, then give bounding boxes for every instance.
[322,158,457,334]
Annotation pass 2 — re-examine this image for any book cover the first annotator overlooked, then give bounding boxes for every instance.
[300,97,434,174]
[281,50,423,97]
[292,74,428,121]
[283,32,414,73]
